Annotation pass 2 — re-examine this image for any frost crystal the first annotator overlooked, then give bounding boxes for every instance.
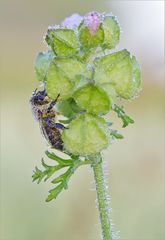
[61,13,83,29]
[84,11,101,35]
[47,25,59,32]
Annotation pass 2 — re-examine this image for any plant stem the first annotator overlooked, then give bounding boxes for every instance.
[91,154,112,240]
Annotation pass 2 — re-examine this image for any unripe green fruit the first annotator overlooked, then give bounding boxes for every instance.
[62,114,109,156]
[73,84,111,115]
[45,29,79,57]
[79,26,104,50]
[101,16,120,50]
[34,51,54,82]
[94,49,141,99]
[46,58,92,99]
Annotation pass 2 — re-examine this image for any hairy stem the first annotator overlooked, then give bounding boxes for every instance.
[91,155,112,240]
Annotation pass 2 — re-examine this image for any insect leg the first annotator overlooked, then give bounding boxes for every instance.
[47,94,60,112]
[44,118,66,129]
[54,122,68,130]
[32,88,37,95]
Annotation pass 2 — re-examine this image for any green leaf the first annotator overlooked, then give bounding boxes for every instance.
[46,163,78,202]
[51,169,71,184]
[45,29,79,57]
[113,104,134,128]
[32,159,64,184]
[34,51,54,81]
[42,156,82,202]
[32,167,45,183]
[106,121,113,126]
[32,152,84,201]
[45,150,73,166]
[94,49,141,99]
[62,113,109,155]
[73,84,111,115]
[45,155,92,201]
[46,58,92,99]
[45,159,82,202]
[51,166,74,189]
[79,25,104,50]
[110,129,123,139]
[102,16,120,50]
[46,183,64,202]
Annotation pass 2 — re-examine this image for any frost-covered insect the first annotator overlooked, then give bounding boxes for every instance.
[30,89,65,150]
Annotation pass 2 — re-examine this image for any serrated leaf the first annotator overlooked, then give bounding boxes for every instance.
[113,104,134,128]
[51,171,68,184]
[46,184,63,202]
[62,113,109,155]
[102,16,120,50]
[94,49,141,99]
[34,51,54,82]
[32,157,69,185]
[32,167,45,183]
[51,167,72,189]
[42,159,63,181]
[45,150,73,166]
[45,162,80,201]
[45,29,79,57]
[73,84,111,115]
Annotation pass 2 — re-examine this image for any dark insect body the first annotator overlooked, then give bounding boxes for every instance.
[30,89,65,150]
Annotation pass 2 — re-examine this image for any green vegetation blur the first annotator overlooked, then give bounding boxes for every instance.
[1,0,164,239]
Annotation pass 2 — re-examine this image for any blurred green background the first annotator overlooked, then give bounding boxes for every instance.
[0,0,164,239]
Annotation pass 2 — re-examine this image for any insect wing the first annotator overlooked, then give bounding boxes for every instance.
[38,118,63,150]
[38,119,51,146]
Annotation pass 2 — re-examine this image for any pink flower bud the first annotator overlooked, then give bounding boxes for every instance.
[84,12,102,35]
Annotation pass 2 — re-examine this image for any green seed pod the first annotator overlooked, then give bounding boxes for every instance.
[99,83,118,104]
[34,51,54,81]
[53,58,92,86]
[101,16,120,50]
[79,25,104,50]
[45,28,79,57]
[56,98,83,119]
[62,113,109,156]
[46,62,73,99]
[46,58,92,99]
[94,49,141,99]
[73,84,111,115]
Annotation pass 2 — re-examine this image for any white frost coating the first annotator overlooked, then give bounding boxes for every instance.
[93,157,119,240]
[47,25,60,31]
[103,161,120,240]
